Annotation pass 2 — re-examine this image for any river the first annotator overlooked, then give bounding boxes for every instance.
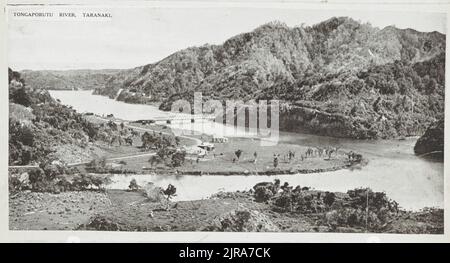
[49,90,444,211]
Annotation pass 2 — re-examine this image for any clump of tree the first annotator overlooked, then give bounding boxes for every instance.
[142,131,186,168]
[251,180,402,231]
[84,156,135,174]
[9,173,25,194]
[252,179,280,202]
[163,184,177,200]
[149,146,187,168]
[85,156,107,173]
[9,119,38,165]
[128,178,140,191]
[70,174,111,192]
[11,158,111,193]
[141,131,176,150]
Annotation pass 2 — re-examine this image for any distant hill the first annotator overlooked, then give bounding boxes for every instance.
[87,18,445,138]
[20,69,120,90]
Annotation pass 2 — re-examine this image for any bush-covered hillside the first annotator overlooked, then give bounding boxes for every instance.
[9,68,98,165]
[94,17,445,139]
[20,69,119,90]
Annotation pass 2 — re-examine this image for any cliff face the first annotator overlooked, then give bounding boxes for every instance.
[414,118,444,159]
[91,18,445,138]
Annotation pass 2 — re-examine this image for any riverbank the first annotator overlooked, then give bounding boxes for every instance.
[61,114,359,175]
[43,90,444,212]
[9,187,443,233]
[177,137,360,175]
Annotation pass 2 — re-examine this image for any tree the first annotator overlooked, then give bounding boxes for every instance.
[28,168,45,191]
[323,192,336,207]
[141,132,152,149]
[171,149,186,167]
[426,78,437,94]
[86,156,107,172]
[128,178,139,191]
[234,149,243,161]
[163,184,177,200]
[39,159,65,181]
[16,123,34,146]
[149,155,163,166]
[11,87,32,107]
[254,186,274,202]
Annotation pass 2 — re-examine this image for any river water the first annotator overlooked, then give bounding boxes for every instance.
[49,90,444,211]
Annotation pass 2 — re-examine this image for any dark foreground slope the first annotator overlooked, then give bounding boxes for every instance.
[10,186,443,234]
[95,17,445,139]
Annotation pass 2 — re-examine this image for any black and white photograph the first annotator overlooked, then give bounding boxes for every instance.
[3,1,447,239]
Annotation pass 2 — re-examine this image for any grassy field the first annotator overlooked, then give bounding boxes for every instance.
[77,114,354,175]
[178,137,351,174]
[93,136,354,175]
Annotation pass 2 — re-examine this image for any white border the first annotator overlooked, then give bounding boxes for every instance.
[1,0,449,243]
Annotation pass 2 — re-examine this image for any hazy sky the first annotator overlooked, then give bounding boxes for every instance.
[8,6,447,70]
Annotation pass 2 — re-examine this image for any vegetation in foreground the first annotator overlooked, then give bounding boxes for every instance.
[9,178,443,234]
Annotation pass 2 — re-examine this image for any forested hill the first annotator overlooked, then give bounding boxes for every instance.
[9,68,98,165]
[93,17,443,139]
[20,69,120,90]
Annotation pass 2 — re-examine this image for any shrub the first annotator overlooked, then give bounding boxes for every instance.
[149,147,186,168]
[142,183,166,202]
[39,159,67,181]
[71,174,110,191]
[28,168,46,191]
[90,175,111,191]
[324,207,384,231]
[254,186,274,202]
[323,192,336,207]
[163,184,177,200]
[170,150,186,167]
[11,87,32,107]
[86,156,108,173]
[273,192,293,212]
[9,174,23,193]
[128,178,140,191]
[55,176,72,192]
[80,216,120,231]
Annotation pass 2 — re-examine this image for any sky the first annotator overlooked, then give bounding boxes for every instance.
[7,5,447,70]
